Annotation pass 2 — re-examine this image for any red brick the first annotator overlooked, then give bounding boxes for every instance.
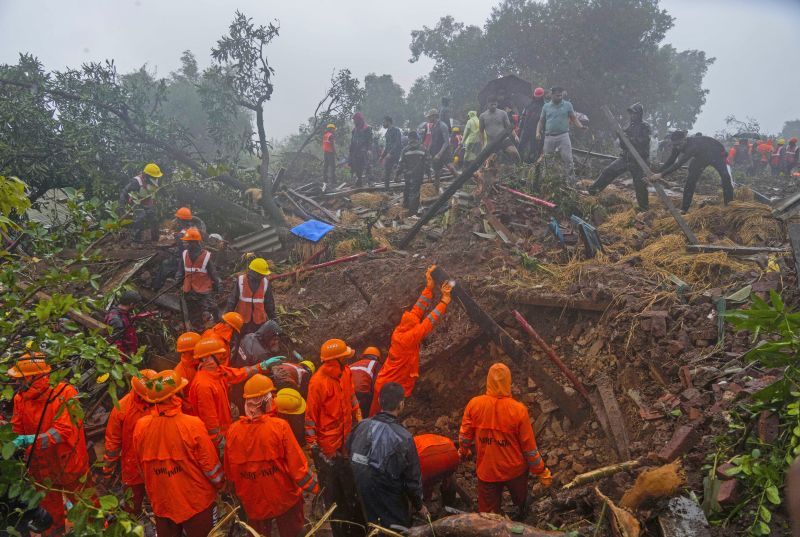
[658,425,699,462]
[716,463,736,479]
[717,479,738,504]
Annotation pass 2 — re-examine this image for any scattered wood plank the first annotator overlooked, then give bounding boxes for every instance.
[601,106,699,245]
[772,191,800,218]
[398,126,515,249]
[270,167,287,194]
[287,188,340,224]
[101,255,154,293]
[789,223,800,285]
[431,266,587,424]
[269,247,388,282]
[596,376,632,461]
[686,244,788,255]
[482,199,518,244]
[343,270,372,305]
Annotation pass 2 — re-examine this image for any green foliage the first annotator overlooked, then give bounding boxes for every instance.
[0,175,31,230]
[362,73,409,128]
[0,188,143,535]
[782,120,800,142]
[709,291,800,535]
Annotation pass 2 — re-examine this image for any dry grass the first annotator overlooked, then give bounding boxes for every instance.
[652,201,782,246]
[420,183,438,199]
[350,192,386,209]
[338,210,361,226]
[333,238,359,257]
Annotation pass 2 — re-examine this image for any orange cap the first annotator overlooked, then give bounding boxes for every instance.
[176,331,201,353]
[180,227,202,241]
[320,338,355,362]
[222,312,244,333]
[141,370,188,403]
[175,207,193,220]
[362,347,381,359]
[193,337,227,360]
[131,369,158,399]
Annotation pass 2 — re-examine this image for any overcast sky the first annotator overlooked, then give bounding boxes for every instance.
[1,0,798,139]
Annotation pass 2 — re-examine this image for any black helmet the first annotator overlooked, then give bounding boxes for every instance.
[627,102,643,115]
[119,290,141,306]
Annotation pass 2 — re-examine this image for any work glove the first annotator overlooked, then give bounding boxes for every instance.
[259,356,286,370]
[425,265,437,289]
[457,445,472,460]
[441,281,454,304]
[538,467,553,489]
[12,435,35,449]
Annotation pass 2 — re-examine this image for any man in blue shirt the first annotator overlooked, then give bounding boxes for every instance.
[536,87,586,183]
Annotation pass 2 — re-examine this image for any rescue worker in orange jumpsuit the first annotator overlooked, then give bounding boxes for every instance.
[102,369,156,515]
[174,331,202,387]
[459,363,552,519]
[9,355,92,533]
[132,370,224,537]
[772,139,787,176]
[306,338,365,537]
[350,347,383,417]
[151,206,207,290]
[188,336,283,453]
[322,123,337,184]
[225,374,319,537]
[370,266,452,416]
[414,434,460,506]
[202,311,244,367]
[175,227,221,330]
[225,257,276,336]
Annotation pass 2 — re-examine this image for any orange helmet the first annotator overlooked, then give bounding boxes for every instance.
[243,374,276,399]
[320,338,355,362]
[131,369,158,399]
[141,370,188,403]
[180,227,202,241]
[193,337,227,360]
[175,207,193,220]
[176,331,201,353]
[222,312,244,333]
[362,347,381,359]
[8,353,50,378]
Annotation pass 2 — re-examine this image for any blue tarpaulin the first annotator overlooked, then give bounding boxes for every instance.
[290,219,335,243]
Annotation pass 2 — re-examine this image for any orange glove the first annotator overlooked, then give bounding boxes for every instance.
[425,265,437,289]
[538,467,553,489]
[441,281,454,304]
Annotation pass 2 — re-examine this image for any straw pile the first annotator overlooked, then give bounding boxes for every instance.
[350,192,386,209]
[653,201,782,246]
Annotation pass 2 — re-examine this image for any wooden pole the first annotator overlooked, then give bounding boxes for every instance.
[431,266,586,423]
[398,127,514,249]
[600,106,698,245]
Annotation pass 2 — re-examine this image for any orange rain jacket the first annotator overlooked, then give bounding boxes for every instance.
[188,364,263,447]
[202,323,234,366]
[103,389,150,486]
[132,397,224,524]
[12,376,89,484]
[305,361,362,457]
[370,286,447,415]
[225,411,318,520]
[414,434,460,485]
[459,364,545,483]
[174,351,198,387]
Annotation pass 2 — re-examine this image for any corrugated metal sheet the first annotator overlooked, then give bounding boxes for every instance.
[231,226,281,253]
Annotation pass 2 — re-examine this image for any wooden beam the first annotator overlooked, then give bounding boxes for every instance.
[686,244,789,255]
[431,266,587,424]
[492,288,611,313]
[398,127,515,249]
[600,106,699,245]
[18,282,108,331]
[270,167,287,194]
[596,376,631,460]
[288,188,340,224]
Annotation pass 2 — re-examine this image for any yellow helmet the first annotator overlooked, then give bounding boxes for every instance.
[778,138,786,145]
[143,163,163,178]
[248,257,271,275]
[276,388,306,415]
[300,360,316,374]
[326,123,336,130]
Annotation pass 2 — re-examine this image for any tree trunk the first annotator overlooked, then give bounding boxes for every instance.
[255,106,288,228]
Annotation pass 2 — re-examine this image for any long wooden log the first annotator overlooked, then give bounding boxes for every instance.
[431,266,586,423]
[600,106,699,244]
[398,127,514,249]
[288,188,340,224]
[496,184,556,208]
[18,282,108,331]
[513,311,590,401]
[173,184,265,233]
[269,247,388,282]
[686,244,788,255]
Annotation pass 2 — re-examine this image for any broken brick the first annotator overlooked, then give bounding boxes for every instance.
[716,479,738,505]
[681,387,701,401]
[658,425,699,462]
[667,340,685,356]
[678,366,693,389]
[645,311,668,338]
[716,463,736,479]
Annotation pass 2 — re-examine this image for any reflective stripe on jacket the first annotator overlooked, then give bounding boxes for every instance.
[235,274,269,325]
[182,250,213,293]
[305,361,361,457]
